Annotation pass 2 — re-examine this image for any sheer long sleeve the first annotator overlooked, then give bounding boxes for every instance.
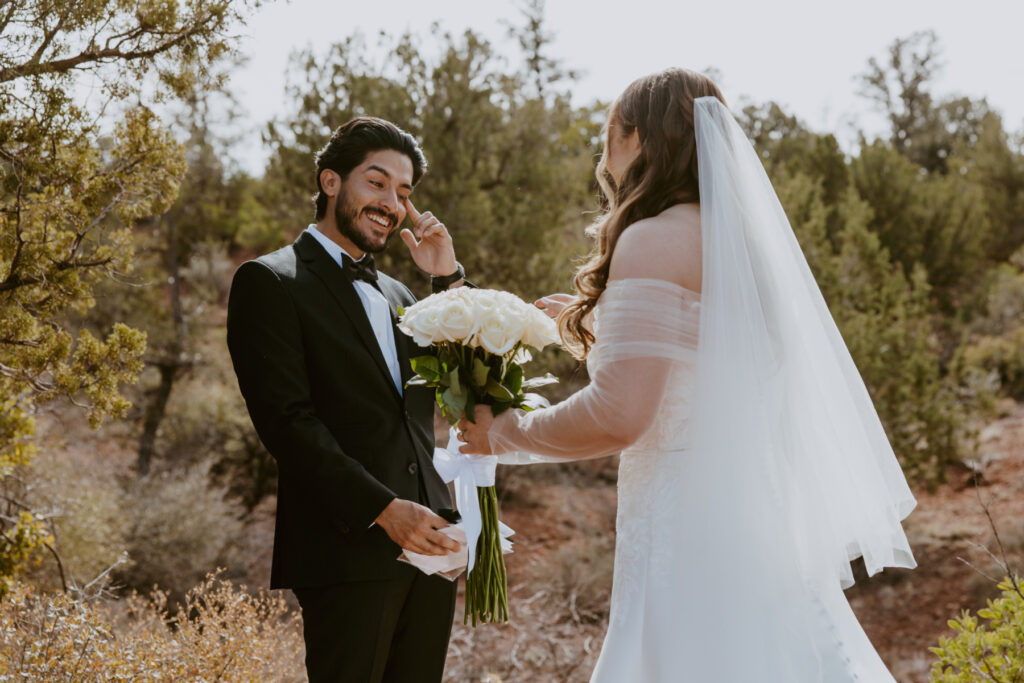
[488,278,700,463]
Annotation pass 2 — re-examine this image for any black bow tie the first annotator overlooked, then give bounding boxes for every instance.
[341,253,378,285]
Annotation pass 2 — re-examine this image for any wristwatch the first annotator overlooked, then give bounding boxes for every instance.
[431,262,475,292]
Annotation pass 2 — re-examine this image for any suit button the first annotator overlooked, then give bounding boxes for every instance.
[408,462,419,475]
[403,410,412,421]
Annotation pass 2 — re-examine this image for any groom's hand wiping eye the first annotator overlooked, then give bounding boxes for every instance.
[403,198,443,240]
[400,198,458,277]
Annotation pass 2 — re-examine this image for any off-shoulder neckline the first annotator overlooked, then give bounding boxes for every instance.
[604,277,702,298]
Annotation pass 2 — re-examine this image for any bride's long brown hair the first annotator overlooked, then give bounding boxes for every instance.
[559,68,726,359]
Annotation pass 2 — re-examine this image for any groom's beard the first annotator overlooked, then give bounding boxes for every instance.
[335,191,399,255]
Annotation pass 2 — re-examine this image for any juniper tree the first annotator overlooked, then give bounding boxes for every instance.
[0,0,257,592]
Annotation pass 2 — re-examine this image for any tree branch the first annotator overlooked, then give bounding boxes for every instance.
[7,179,26,282]
[480,149,512,191]
[0,336,43,348]
[0,254,114,293]
[0,0,19,37]
[0,15,215,84]
[42,541,68,592]
[54,256,114,272]
[27,8,72,71]
[972,473,1023,599]
[0,276,40,297]
[0,360,54,393]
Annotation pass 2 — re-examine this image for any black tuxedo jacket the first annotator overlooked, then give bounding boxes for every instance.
[227,231,451,588]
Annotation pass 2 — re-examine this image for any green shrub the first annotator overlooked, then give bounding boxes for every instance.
[120,461,244,596]
[958,252,1024,400]
[17,449,132,593]
[930,577,1024,682]
[157,344,277,509]
[960,329,1024,401]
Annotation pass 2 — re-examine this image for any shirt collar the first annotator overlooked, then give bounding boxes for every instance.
[306,224,363,268]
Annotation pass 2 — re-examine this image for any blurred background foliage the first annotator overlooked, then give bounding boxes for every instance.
[1,0,1023,677]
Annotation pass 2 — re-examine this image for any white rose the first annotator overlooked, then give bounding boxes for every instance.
[400,304,444,347]
[473,310,527,356]
[523,308,560,349]
[468,289,500,321]
[400,296,431,322]
[494,290,525,311]
[437,296,478,343]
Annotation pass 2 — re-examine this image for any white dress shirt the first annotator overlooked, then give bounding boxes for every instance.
[306,226,403,396]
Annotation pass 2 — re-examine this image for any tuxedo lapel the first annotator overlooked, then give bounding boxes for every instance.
[294,232,401,403]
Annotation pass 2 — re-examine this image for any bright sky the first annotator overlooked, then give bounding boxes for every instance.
[230,0,1024,174]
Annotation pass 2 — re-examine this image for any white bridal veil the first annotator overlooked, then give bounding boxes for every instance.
[487,95,917,597]
[691,95,916,589]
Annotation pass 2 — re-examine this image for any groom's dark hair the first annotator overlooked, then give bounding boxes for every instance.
[313,117,428,220]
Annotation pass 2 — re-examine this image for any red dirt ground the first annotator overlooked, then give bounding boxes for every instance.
[33,395,1023,682]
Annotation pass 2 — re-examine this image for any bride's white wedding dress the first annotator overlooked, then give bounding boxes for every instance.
[486,98,916,681]
[491,280,903,681]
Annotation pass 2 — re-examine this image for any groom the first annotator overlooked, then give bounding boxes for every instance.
[227,117,467,682]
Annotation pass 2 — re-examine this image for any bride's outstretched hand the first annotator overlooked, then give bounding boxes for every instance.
[534,293,575,319]
[458,405,495,455]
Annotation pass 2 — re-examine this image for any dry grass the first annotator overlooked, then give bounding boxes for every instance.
[0,571,304,681]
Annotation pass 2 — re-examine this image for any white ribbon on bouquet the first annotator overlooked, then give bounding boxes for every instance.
[433,427,513,574]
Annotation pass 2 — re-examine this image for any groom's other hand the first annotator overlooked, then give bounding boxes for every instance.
[400,198,458,277]
[374,498,462,556]
[535,293,575,319]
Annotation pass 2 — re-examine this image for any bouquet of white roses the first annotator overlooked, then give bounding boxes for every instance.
[398,288,559,625]
[399,288,559,422]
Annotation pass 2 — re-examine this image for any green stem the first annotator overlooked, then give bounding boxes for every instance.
[463,486,509,626]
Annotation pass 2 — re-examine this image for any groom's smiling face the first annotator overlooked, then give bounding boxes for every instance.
[330,149,414,256]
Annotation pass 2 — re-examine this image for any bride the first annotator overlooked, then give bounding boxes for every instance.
[458,68,917,681]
